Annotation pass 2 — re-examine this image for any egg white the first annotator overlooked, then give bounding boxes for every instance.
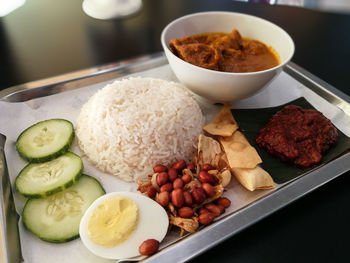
[79,191,169,259]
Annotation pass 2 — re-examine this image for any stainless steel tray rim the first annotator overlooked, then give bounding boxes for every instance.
[1,53,350,263]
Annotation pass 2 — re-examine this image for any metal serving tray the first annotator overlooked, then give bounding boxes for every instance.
[1,52,350,263]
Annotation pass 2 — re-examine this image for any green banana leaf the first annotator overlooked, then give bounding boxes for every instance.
[231,97,350,184]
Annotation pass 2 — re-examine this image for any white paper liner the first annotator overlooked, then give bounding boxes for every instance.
[0,65,349,263]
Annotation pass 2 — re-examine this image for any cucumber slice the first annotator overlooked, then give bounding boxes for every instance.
[22,175,105,243]
[15,152,83,198]
[16,119,74,163]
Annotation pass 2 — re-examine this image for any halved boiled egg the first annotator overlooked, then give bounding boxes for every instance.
[79,192,169,259]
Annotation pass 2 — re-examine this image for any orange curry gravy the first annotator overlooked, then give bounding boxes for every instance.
[169,29,280,73]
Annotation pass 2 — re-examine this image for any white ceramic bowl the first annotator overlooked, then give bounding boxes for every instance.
[161,11,295,102]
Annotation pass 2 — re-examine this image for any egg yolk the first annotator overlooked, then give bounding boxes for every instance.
[87,196,139,247]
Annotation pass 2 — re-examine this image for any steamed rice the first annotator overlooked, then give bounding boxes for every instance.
[76,77,204,182]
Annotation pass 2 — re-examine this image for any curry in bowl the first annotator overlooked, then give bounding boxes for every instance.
[169,29,280,73]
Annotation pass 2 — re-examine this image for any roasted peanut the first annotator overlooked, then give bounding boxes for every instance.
[156,172,168,186]
[198,171,217,185]
[178,206,194,218]
[168,168,178,182]
[172,159,186,171]
[191,187,206,204]
[146,186,157,198]
[171,189,184,208]
[202,183,215,197]
[198,208,209,215]
[139,239,160,256]
[160,183,173,193]
[156,192,169,207]
[202,163,214,171]
[187,163,195,172]
[217,204,225,214]
[173,178,184,189]
[205,203,221,217]
[181,173,192,184]
[153,164,168,173]
[216,197,231,208]
[183,191,193,206]
[198,213,216,225]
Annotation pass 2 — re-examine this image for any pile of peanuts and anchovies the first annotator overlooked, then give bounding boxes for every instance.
[138,158,231,237]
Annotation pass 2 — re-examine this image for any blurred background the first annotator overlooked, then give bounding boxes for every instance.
[244,0,350,12]
[1,0,349,91]
[3,0,350,17]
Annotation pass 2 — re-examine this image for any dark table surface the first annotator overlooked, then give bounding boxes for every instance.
[1,0,350,262]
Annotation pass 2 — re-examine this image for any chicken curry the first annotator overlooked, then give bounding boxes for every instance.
[169,29,280,73]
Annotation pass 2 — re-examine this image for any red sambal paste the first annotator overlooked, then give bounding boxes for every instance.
[256,105,338,167]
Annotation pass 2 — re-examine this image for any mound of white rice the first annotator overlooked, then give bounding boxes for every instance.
[76,77,204,182]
